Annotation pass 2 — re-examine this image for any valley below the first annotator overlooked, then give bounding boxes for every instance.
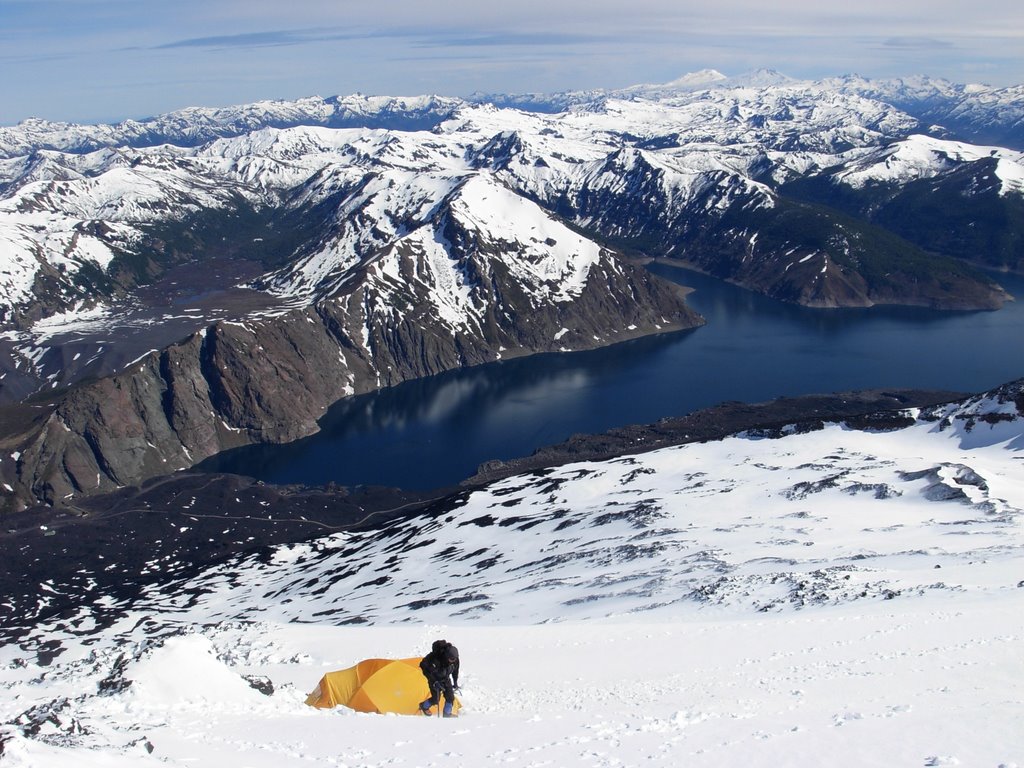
[3,71,1024,513]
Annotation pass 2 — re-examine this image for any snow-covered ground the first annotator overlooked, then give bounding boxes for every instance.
[3,603,1020,768]
[1,387,1022,767]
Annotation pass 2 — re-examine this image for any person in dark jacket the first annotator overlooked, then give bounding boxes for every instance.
[419,639,460,717]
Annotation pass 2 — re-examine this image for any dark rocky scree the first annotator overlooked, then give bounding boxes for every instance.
[0,472,437,638]
[0,385,977,640]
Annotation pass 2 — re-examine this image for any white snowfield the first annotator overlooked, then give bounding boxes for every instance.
[837,134,1024,194]
[1,388,1022,767]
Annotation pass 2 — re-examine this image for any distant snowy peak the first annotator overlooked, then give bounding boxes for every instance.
[662,68,729,88]
[613,68,798,103]
[611,69,731,99]
[638,67,796,93]
[724,68,799,88]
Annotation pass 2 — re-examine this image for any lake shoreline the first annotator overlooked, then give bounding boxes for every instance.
[197,264,1024,492]
[461,386,966,486]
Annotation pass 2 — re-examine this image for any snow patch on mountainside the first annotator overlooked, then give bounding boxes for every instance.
[256,165,465,301]
[447,174,603,301]
[0,226,42,309]
[837,134,1024,193]
[379,226,475,329]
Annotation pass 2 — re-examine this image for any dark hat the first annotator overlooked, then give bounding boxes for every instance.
[432,639,447,654]
[445,646,459,662]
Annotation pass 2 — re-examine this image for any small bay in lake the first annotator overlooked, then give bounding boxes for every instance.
[200,266,1024,490]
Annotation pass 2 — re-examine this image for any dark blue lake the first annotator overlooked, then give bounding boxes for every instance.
[200,266,1024,489]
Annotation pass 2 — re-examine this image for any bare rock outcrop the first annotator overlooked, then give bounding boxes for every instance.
[3,255,699,510]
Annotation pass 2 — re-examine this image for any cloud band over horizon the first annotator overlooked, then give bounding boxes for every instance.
[1,0,1021,124]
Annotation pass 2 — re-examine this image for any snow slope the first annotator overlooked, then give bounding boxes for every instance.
[836,134,1024,195]
[1,385,1022,767]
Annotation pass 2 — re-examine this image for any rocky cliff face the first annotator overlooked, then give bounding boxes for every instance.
[501,146,1011,311]
[3,235,698,510]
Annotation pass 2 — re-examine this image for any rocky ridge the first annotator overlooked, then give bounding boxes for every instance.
[0,225,696,510]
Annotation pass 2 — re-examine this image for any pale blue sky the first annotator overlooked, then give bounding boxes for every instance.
[2,0,1022,125]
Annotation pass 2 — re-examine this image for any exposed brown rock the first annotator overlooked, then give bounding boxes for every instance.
[2,256,700,511]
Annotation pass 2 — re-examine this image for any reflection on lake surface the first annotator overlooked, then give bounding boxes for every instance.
[200,266,1024,490]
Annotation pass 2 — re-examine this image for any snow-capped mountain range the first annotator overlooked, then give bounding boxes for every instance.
[0,380,1021,766]
[1,69,1020,332]
[1,70,1023,509]
[0,94,463,158]
[3,70,1023,321]
[2,70,1023,768]
[484,69,1024,147]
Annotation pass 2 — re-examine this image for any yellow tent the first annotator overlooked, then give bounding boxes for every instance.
[305,657,462,716]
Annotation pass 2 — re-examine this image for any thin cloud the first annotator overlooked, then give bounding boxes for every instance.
[155,27,402,51]
[881,36,955,50]
[158,31,312,49]
[414,31,615,48]
[156,27,614,53]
